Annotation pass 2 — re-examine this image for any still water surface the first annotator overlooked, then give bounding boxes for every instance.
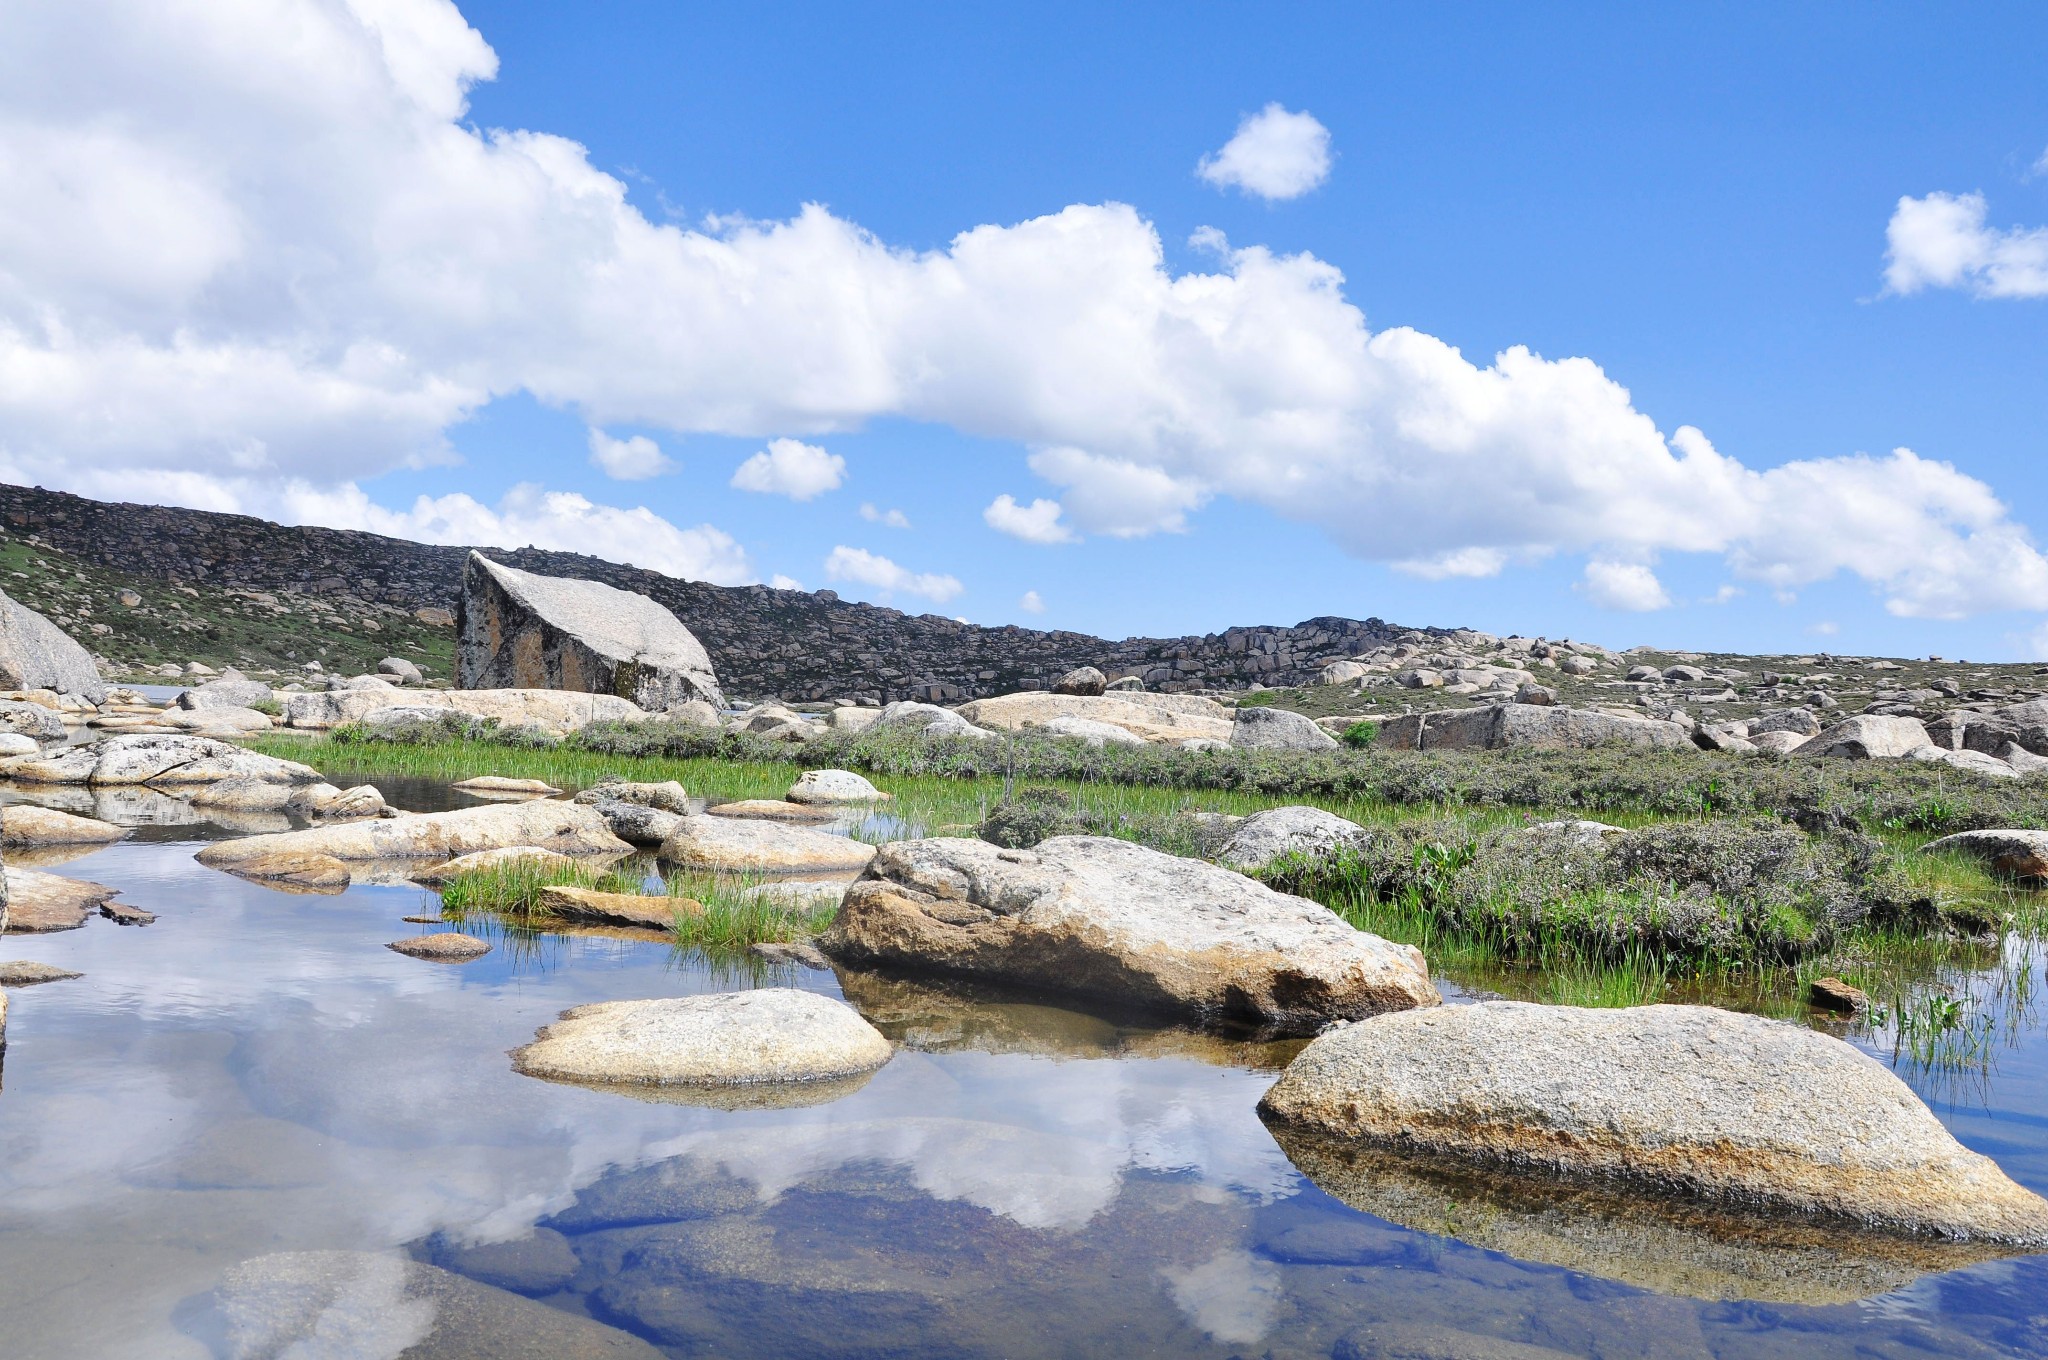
[2,778,2046,1358]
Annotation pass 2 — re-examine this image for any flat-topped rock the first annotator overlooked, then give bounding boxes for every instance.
[0,960,83,986]
[660,816,877,872]
[512,989,891,1089]
[539,885,701,930]
[571,778,690,812]
[955,691,1233,744]
[388,932,492,961]
[0,805,127,847]
[1258,1001,2048,1244]
[3,867,121,931]
[819,835,1438,1035]
[705,798,836,822]
[786,769,889,804]
[214,850,353,892]
[1379,703,1690,752]
[459,552,725,710]
[1798,714,1933,759]
[283,687,647,732]
[451,776,562,796]
[196,800,630,868]
[0,734,324,787]
[1217,805,1368,871]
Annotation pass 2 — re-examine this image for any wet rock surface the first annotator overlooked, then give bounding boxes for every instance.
[196,799,631,868]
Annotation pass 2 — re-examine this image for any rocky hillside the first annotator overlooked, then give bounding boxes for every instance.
[0,484,1440,700]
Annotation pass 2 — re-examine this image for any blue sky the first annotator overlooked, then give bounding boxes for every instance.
[5,2,2047,657]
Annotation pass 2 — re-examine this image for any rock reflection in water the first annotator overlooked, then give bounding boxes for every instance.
[1266,1125,2030,1306]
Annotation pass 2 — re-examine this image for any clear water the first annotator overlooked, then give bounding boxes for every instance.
[3,782,2048,1358]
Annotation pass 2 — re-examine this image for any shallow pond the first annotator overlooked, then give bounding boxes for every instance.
[3,781,2048,1358]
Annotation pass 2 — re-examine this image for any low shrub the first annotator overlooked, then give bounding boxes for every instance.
[1340,720,1379,749]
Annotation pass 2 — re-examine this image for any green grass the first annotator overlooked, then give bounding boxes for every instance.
[660,870,843,951]
[435,857,648,921]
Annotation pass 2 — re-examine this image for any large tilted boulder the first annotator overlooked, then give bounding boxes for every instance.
[213,1251,664,1360]
[1258,1001,2048,1244]
[195,799,630,869]
[867,700,991,740]
[512,990,893,1089]
[284,687,646,732]
[0,588,105,702]
[458,552,724,710]
[1796,714,1932,759]
[818,835,1438,1035]
[1377,703,1689,752]
[659,815,877,872]
[0,734,323,787]
[955,691,1232,744]
[1231,705,1339,751]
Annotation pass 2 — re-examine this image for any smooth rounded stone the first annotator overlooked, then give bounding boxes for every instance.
[1033,714,1148,748]
[1751,707,1822,738]
[195,799,631,868]
[584,799,685,845]
[1259,1001,2048,1244]
[424,1227,580,1296]
[2000,741,2048,774]
[956,691,1232,743]
[750,718,819,743]
[0,589,105,702]
[376,655,424,684]
[0,698,67,742]
[319,784,389,820]
[660,815,877,872]
[512,989,892,1090]
[1231,704,1341,751]
[664,697,722,727]
[208,849,353,893]
[820,835,1438,1035]
[1051,665,1108,696]
[1923,829,2048,881]
[388,932,492,961]
[178,678,272,711]
[734,702,806,734]
[1216,805,1368,871]
[539,885,701,930]
[451,775,561,796]
[1691,725,1757,753]
[410,846,583,885]
[1319,660,1371,685]
[1514,682,1558,706]
[704,798,835,822]
[0,734,324,787]
[1798,714,1932,759]
[1908,745,2019,779]
[0,805,127,847]
[1523,819,1627,849]
[827,705,880,734]
[332,673,399,692]
[868,699,993,740]
[0,960,83,986]
[786,768,890,804]
[213,1250,663,1360]
[461,551,725,709]
[285,687,648,732]
[3,867,120,931]
[571,778,690,813]
[1749,730,1809,755]
[1104,674,1143,691]
[0,732,35,757]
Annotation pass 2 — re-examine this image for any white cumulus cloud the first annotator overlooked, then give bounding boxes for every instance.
[1579,559,1672,612]
[586,428,672,480]
[0,0,2041,624]
[1197,103,1333,201]
[824,545,963,604]
[984,494,1078,545]
[1018,589,1045,614]
[859,502,911,528]
[1884,191,2048,298]
[768,573,803,590]
[731,437,846,500]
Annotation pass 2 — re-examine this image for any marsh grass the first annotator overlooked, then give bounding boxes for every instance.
[659,869,842,951]
[435,857,646,921]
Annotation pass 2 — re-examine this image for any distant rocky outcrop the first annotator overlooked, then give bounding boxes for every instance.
[458,552,725,710]
[0,587,104,701]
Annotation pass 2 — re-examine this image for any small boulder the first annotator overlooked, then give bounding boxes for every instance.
[216,850,352,893]
[1,734,323,787]
[388,932,492,961]
[1798,714,1932,759]
[1923,829,2048,881]
[512,989,892,1089]
[1808,976,1868,1014]
[1258,1001,2048,1243]
[1104,675,1143,692]
[1558,654,1599,676]
[0,733,36,757]
[786,769,889,804]
[571,778,690,813]
[1230,705,1340,751]
[375,656,424,684]
[3,867,121,931]
[869,700,991,740]
[585,800,685,846]
[178,678,271,711]
[1217,806,1369,871]
[660,816,877,872]
[1749,730,1809,755]
[704,799,835,822]
[0,805,127,848]
[1034,715,1148,748]
[1514,683,1557,706]
[827,705,880,734]
[1051,666,1108,696]
[1750,708,1823,738]
[1909,746,2019,779]
[1662,665,1707,682]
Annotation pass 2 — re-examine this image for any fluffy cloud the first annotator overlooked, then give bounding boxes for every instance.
[731,437,846,500]
[586,428,672,480]
[2,0,2044,622]
[1884,191,2048,298]
[1196,103,1333,201]
[1019,589,1045,614]
[1579,559,1671,612]
[860,502,911,528]
[824,545,963,604]
[984,494,1078,545]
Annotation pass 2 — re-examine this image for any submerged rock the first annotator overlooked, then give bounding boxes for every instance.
[458,552,725,709]
[196,800,630,869]
[1216,805,1368,871]
[213,1250,663,1359]
[451,776,561,796]
[0,734,323,787]
[819,835,1437,1035]
[786,769,889,804]
[0,805,127,848]
[660,815,877,872]
[1258,1001,2048,1244]
[512,989,892,1090]
[217,850,353,893]
[388,932,492,961]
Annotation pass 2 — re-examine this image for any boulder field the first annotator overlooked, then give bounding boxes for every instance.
[818,835,1437,1035]
[1258,1001,2048,1245]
